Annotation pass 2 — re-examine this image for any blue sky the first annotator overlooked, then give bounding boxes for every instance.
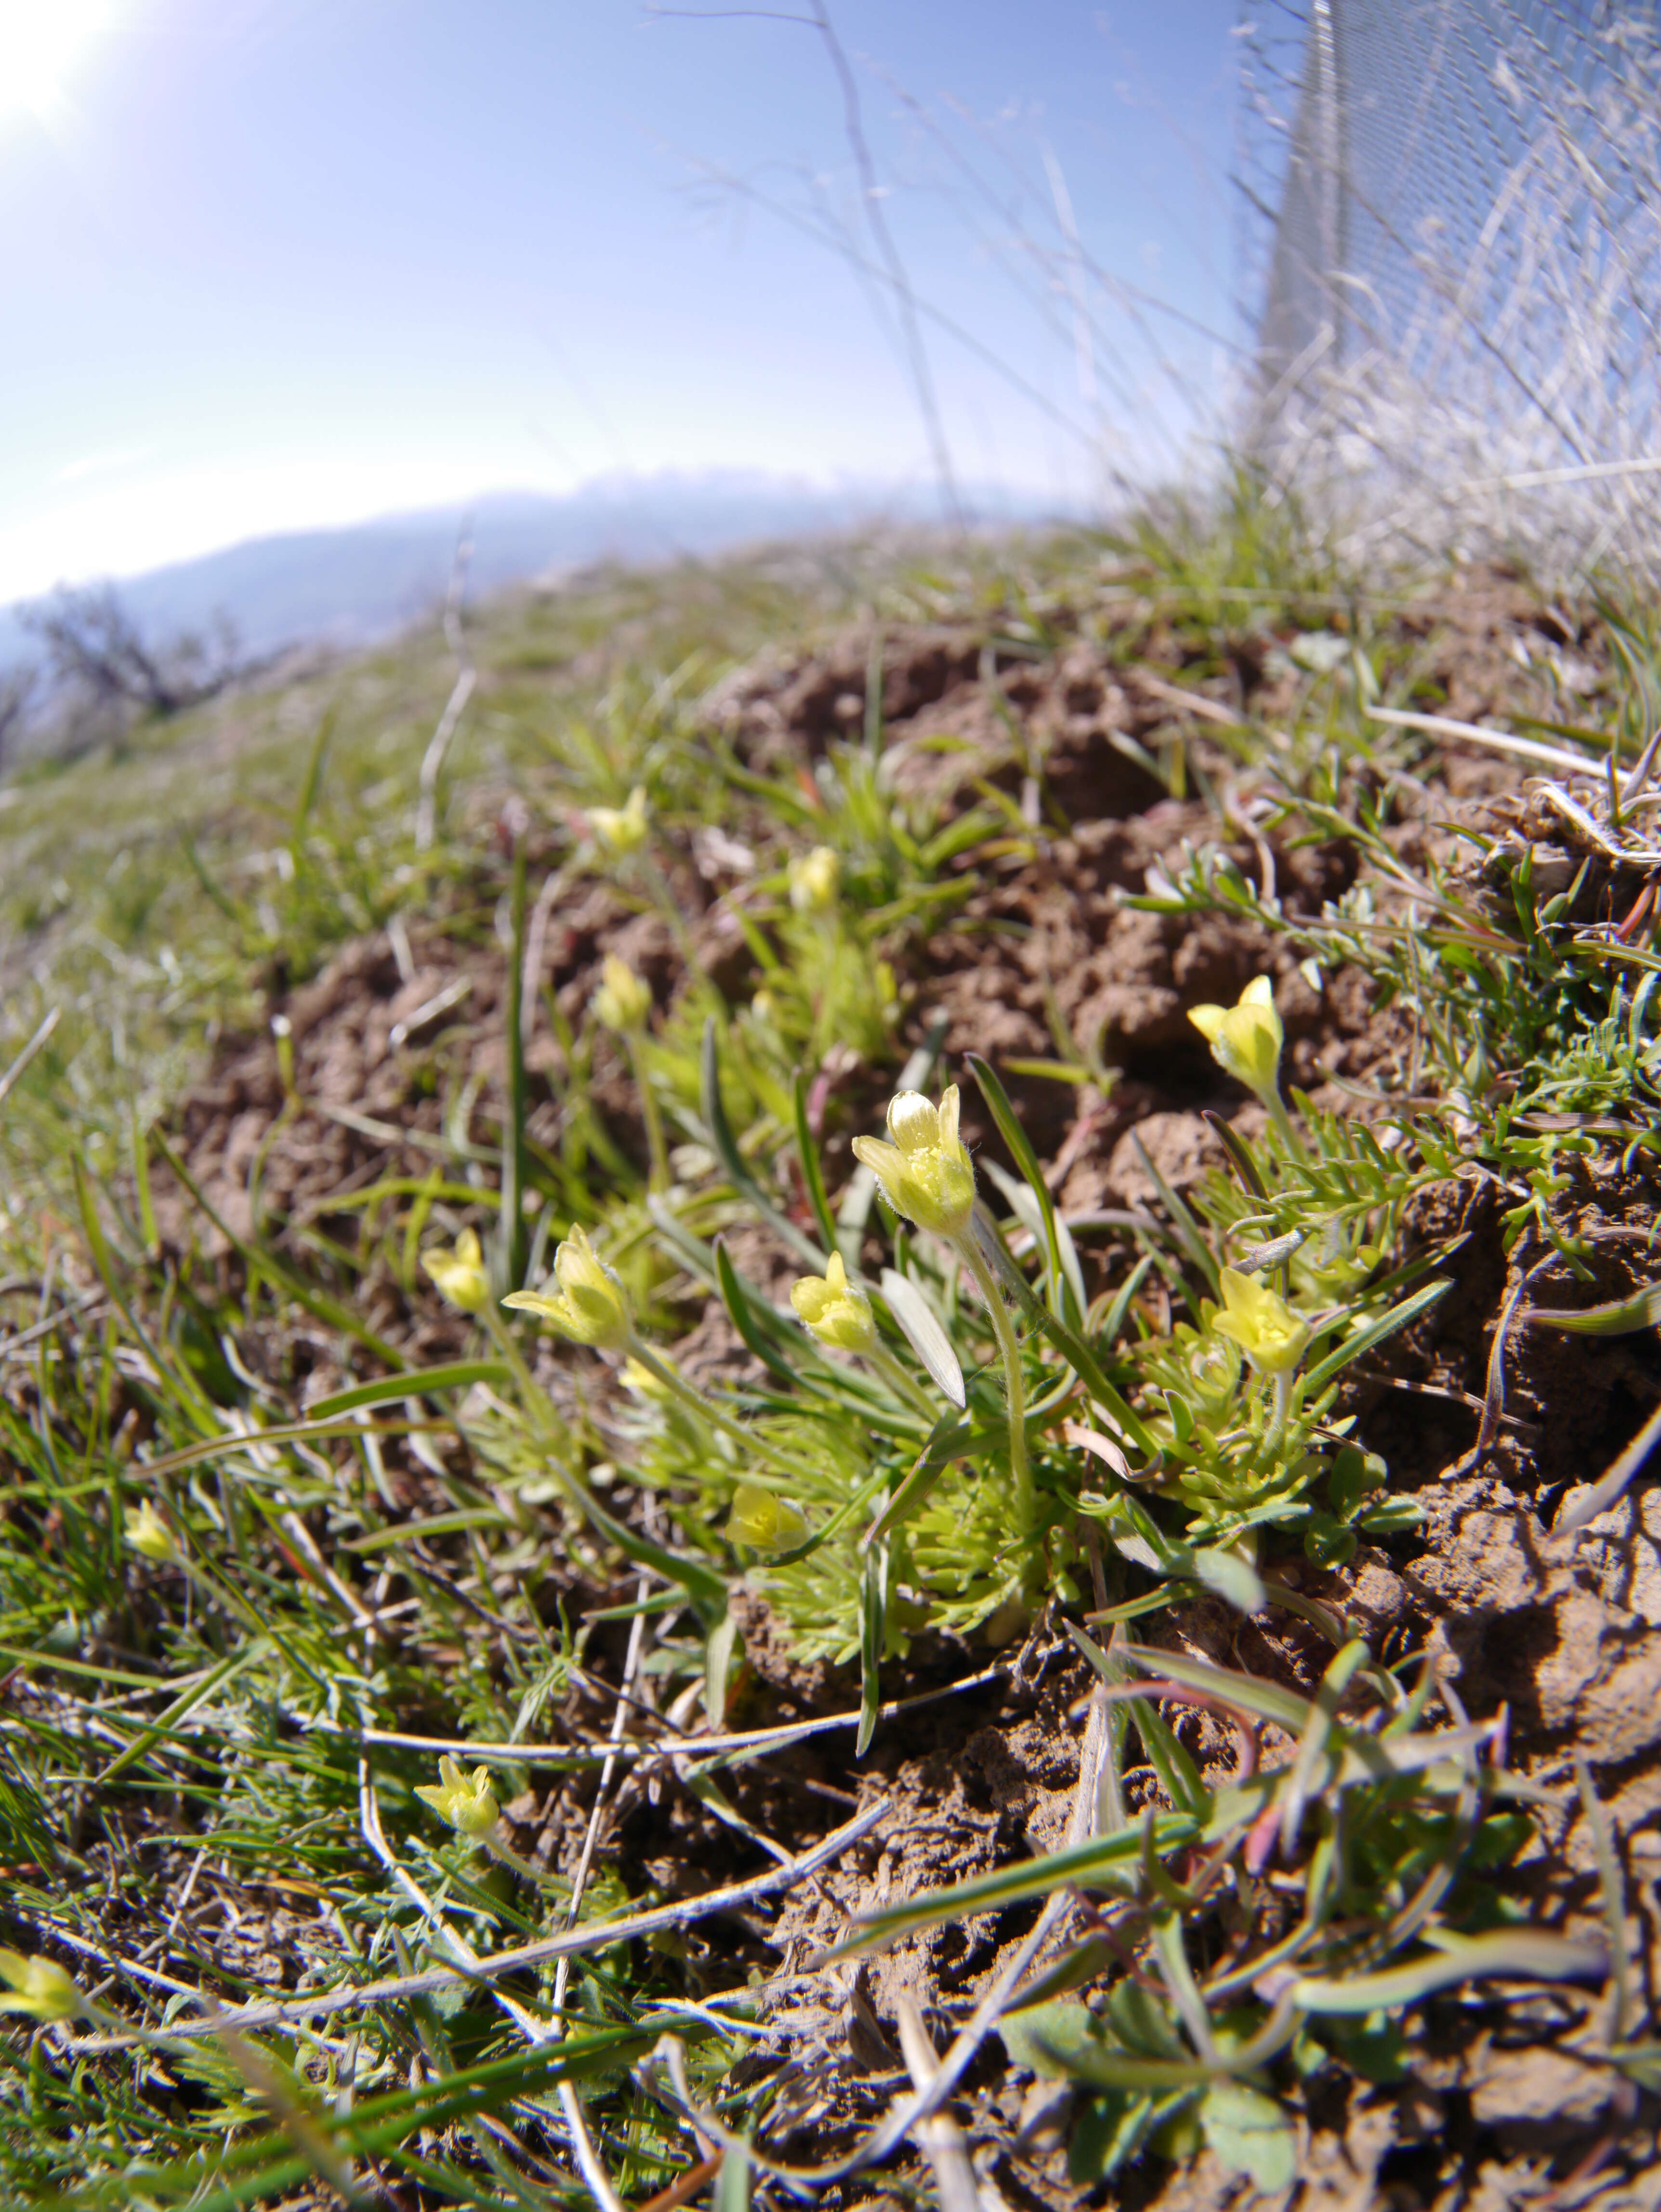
[0,0,1242,600]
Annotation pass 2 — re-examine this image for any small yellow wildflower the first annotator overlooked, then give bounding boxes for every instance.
[851,1084,977,1240]
[788,844,840,915]
[0,1951,80,2023]
[789,1251,875,1353]
[727,1483,809,1551]
[589,786,649,859]
[1212,1266,1311,1376]
[1188,975,1283,1106]
[422,1226,490,1314]
[593,955,652,1034]
[413,1754,500,1837]
[503,1226,630,1350]
[123,1501,177,1564]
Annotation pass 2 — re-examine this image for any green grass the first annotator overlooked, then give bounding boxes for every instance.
[0,509,1653,2207]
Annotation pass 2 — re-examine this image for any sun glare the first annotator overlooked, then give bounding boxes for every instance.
[0,0,114,120]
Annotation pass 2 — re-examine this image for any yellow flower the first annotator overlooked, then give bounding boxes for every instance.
[851,1083,977,1240]
[503,1226,630,1350]
[789,844,840,915]
[1188,975,1283,1106]
[593,955,652,1034]
[413,1754,500,1837]
[727,1483,809,1551]
[1212,1266,1311,1376]
[589,786,649,859]
[123,1501,177,1563]
[0,1951,80,2023]
[789,1251,875,1353]
[422,1226,490,1313]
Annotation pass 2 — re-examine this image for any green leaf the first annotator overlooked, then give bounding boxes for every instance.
[716,2135,752,2212]
[1198,2080,1295,2192]
[705,1607,741,1734]
[865,1411,968,1541]
[968,1053,1072,1320]
[791,1072,840,1256]
[308,1362,511,1418]
[1527,1280,1661,1334]
[576,1481,729,1628]
[1130,1132,1218,1294]
[1304,1278,1450,1393]
[1068,2090,1166,2185]
[1291,1930,1607,2013]
[715,1238,804,1387]
[974,1213,1158,1455]
[1191,1545,1266,1617]
[878,1268,965,1408]
[857,1542,887,1757]
[700,1017,824,1270]
[1001,1998,1098,2080]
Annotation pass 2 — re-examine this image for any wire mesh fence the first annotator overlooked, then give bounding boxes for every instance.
[1235,0,1661,580]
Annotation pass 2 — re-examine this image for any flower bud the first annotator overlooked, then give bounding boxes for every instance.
[1187,976,1283,1107]
[788,844,840,915]
[1212,1265,1311,1376]
[789,1251,875,1353]
[593,955,652,1034]
[503,1225,630,1350]
[414,1754,500,1837]
[124,1501,177,1563]
[851,1083,977,1240]
[589,786,649,859]
[0,1951,81,2022]
[422,1226,490,1314]
[727,1483,809,1551]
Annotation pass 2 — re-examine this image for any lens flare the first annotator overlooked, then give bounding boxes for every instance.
[0,0,114,120]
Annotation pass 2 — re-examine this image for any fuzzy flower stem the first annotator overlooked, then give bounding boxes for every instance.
[623,1337,816,1481]
[480,1828,570,1894]
[625,1033,671,1193]
[1265,1092,1305,1162]
[955,1231,1036,1550]
[1265,1368,1295,1461]
[482,1304,565,1443]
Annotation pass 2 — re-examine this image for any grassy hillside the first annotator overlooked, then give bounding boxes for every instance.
[0,512,1657,2211]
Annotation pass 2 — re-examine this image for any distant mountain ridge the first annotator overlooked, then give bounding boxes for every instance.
[0,473,1060,677]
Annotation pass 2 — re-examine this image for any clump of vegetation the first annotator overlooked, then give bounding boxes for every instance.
[0,519,1654,2209]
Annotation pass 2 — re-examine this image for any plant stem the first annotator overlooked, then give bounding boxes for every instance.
[482,1304,565,1445]
[626,1032,671,1192]
[1264,1090,1306,1162]
[955,1232,1036,1545]
[625,1337,815,1481]
[1264,1367,1295,1459]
